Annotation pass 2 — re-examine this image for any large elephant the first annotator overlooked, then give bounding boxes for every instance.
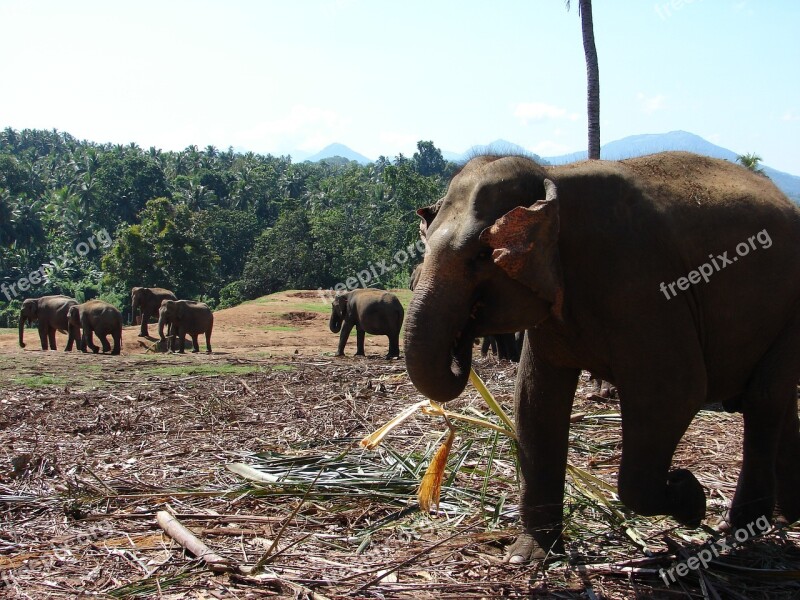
[404,152,800,563]
[158,299,213,353]
[329,289,404,358]
[131,287,177,337]
[67,300,122,355]
[18,295,77,350]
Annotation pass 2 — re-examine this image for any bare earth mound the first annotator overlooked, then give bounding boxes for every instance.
[1,290,798,599]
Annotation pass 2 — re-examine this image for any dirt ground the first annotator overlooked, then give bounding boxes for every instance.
[1,291,799,599]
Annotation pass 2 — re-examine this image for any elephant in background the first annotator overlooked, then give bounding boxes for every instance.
[19,295,77,350]
[131,287,177,337]
[480,333,521,362]
[405,152,800,563]
[67,300,122,355]
[329,289,404,358]
[158,299,213,353]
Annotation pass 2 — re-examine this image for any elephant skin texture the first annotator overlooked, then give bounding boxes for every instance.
[19,295,77,350]
[329,289,404,359]
[403,152,800,563]
[67,300,123,355]
[158,299,213,354]
[131,286,177,337]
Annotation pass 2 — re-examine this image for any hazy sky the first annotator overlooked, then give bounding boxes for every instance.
[2,1,798,173]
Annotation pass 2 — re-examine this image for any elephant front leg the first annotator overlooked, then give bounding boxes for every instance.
[337,323,354,356]
[38,325,49,351]
[355,327,366,356]
[99,335,111,353]
[190,334,200,353]
[138,310,150,337]
[505,341,579,563]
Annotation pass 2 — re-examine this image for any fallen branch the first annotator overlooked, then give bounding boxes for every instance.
[156,510,235,573]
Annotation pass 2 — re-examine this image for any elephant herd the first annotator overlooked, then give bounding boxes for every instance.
[18,287,214,355]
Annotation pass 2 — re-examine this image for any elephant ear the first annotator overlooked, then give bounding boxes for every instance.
[478,178,564,320]
[416,199,442,243]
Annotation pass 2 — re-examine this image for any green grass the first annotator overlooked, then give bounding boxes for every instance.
[12,374,69,387]
[146,364,268,377]
[0,328,17,335]
[271,364,295,372]
[264,325,300,332]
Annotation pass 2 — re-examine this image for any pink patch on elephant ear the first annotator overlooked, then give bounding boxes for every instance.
[480,201,564,321]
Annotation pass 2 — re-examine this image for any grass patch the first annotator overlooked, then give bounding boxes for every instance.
[146,364,267,377]
[12,374,69,387]
[264,325,300,332]
[271,364,295,372]
[0,328,17,335]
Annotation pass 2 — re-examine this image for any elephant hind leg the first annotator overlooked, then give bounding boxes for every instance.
[47,327,57,350]
[191,334,200,353]
[99,335,111,353]
[386,332,400,359]
[205,330,212,354]
[730,326,800,529]
[775,403,800,524]
[355,328,366,356]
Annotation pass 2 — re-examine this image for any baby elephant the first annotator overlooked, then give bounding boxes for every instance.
[67,300,123,355]
[329,289,404,358]
[158,299,213,354]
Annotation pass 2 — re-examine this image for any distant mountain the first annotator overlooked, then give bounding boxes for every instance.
[543,130,800,201]
[543,130,738,164]
[306,143,371,165]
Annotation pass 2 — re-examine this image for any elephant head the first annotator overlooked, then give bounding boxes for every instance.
[18,298,38,348]
[131,287,148,324]
[158,300,176,341]
[329,294,349,334]
[404,156,563,403]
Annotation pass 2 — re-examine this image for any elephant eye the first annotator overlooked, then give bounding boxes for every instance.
[476,248,492,260]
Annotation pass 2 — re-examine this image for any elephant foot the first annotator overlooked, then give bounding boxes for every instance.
[504,532,565,564]
[137,332,147,338]
[355,351,366,357]
[666,469,706,528]
[192,349,199,353]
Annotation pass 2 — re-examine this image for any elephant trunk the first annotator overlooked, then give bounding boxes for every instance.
[329,309,342,334]
[18,314,27,348]
[158,312,167,341]
[403,277,474,403]
[131,296,139,325]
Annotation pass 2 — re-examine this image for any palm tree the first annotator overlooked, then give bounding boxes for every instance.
[566,0,600,159]
[737,153,766,176]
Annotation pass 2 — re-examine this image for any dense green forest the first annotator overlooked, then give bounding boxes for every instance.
[0,128,454,326]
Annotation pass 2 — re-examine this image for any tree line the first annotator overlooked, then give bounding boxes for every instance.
[0,128,454,326]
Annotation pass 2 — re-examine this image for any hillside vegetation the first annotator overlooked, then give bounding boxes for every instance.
[0,129,452,325]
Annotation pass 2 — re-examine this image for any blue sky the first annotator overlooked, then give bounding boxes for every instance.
[2,0,798,173]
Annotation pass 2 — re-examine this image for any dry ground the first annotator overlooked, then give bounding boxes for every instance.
[1,291,799,599]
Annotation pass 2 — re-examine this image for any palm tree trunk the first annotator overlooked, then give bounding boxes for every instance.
[579,0,601,159]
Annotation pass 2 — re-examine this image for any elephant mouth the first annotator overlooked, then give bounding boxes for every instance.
[448,310,478,381]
